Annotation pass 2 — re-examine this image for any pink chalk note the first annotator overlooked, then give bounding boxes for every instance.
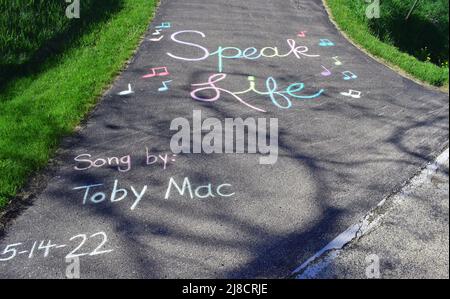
[142,67,169,79]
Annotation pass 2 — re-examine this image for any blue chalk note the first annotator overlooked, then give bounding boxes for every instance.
[156,22,171,29]
[319,39,334,47]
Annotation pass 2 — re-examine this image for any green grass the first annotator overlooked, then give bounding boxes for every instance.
[325,0,449,87]
[0,0,157,208]
[1,0,97,66]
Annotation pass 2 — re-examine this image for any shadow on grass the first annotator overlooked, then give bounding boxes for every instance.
[0,0,124,91]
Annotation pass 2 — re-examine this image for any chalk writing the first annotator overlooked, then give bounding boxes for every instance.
[73,180,147,210]
[167,30,320,72]
[152,29,162,36]
[73,149,177,173]
[74,153,131,172]
[145,149,177,170]
[0,231,113,262]
[190,74,324,112]
[73,175,234,209]
[165,177,235,199]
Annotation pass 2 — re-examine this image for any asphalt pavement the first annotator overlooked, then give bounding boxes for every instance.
[0,0,448,278]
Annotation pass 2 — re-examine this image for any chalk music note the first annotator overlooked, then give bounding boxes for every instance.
[298,31,307,38]
[342,71,357,80]
[320,65,332,76]
[332,56,342,66]
[340,89,362,99]
[149,35,164,42]
[155,22,171,29]
[118,84,134,96]
[319,39,334,47]
[158,80,173,92]
[142,67,169,79]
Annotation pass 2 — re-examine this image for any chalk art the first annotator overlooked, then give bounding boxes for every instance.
[319,39,334,47]
[158,80,173,92]
[149,21,171,42]
[320,65,332,77]
[190,74,324,112]
[74,153,132,172]
[340,89,362,99]
[163,29,364,106]
[0,16,375,280]
[73,180,147,210]
[73,149,177,173]
[165,177,235,199]
[155,22,171,29]
[167,30,320,72]
[145,150,177,170]
[0,231,113,262]
[118,84,134,96]
[142,66,170,79]
[73,175,234,210]
[69,25,366,223]
[332,56,343,66]
[149,35,164,42]
[342,71,358,81]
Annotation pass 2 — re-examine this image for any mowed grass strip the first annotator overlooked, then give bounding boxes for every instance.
[1,0,97,67]
[325,0,449,87]
[0,0,157,208]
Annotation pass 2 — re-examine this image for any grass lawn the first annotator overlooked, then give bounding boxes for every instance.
[1,0,101,68]
[0,0,157,209]
[325,0,449,88]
